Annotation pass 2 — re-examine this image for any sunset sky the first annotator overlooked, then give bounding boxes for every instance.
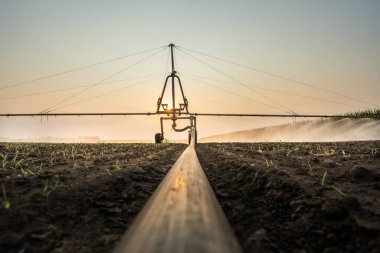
[1,0,379,140]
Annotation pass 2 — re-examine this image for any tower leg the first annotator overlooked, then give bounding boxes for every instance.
[187,117,198,145]
[194,117,197,144]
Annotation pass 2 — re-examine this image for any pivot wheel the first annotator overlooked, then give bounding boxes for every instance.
[155,133,163,144]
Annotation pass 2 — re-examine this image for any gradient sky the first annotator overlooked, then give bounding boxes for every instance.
[1,0,379,140]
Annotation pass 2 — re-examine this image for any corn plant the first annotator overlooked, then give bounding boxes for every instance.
[71,145,76,160]
[83,150,91,160]
[307,160,313,173]
[11,158,25,172]
[110,159,121,170]
[42,179,65,197]
[105,168,112,175]
[49,156,55,165]
[1,183,11,209]
[0,153,8,171]
[341,150,351,158]
[35,163,43,174]
[11,151,18,163]
[320,168,346,196]
[20,167,35,177]
[332,185,345,196]
[321,169,328,186]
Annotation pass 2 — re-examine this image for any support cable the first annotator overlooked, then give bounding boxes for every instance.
[40,48,166,113]
[1,46,166,90]
[0,74,162,101]
[178,46,378,107]
[47,76,161,112]
[181,73,366,109]
[182,75,290,113]
[177,48,296,114]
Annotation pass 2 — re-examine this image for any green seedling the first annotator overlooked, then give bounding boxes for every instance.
[332,185,345,196]
[252,171,259,182]
[11,158,25,171]
[11,151,18,163]
[307,160,313,173]
[111,159,121,170]
[71,161,78,170]
[1,183,11,209]
[20,168,28,176]
[286,150,292,156]
[105,168,112,175]
[341,150,351,158]
[20,167,36,177]
[42,179,65,197]
[27,169,35,176]
[321,169,328,186]
[71,146,76,160]
[83,151,91,160]
[265,159,273,168]
[0,153,8,171]
[35,163,43,174]
[43,180,49,193]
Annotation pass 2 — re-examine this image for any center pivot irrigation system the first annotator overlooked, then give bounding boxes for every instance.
[155,44,196,144]
[1,43,379,143]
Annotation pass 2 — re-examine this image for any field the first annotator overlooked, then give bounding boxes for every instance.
[1,141,380,252]
[0,143,186,253]
[197,142,380,252]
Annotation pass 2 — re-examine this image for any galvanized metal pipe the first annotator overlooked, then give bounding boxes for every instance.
[113,130,242,253]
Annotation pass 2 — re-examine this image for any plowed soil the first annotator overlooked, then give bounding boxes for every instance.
[196,141,380,253]
[1,141,380,253]
[0,143,186,253]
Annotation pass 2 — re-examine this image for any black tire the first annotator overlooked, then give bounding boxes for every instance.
[155,133,162,144]
[188,130,197,145]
